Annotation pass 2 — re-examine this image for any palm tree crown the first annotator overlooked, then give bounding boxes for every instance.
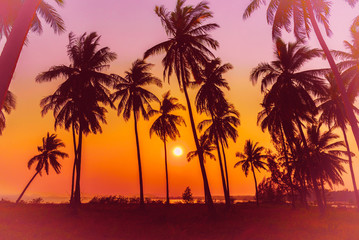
[149,91,186,141]
[0,91,15,135]
[112,59,162,121]
[28,132,68,175]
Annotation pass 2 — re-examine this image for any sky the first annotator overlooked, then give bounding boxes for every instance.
[0,0,359,202]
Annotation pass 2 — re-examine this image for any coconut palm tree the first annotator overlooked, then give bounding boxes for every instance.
[198,104,240,206]
[144,0,219,207]
[16,132,68,203]
[243,0,359,166]
[112,59,161,207]
[235,140,267,206]
[37,32,116,206]
[195,58,234,205]
[317,73,359,208]
[149,91,186,205]
[0,91,16,135]
[305,123,348,207]
[0,0,65,109]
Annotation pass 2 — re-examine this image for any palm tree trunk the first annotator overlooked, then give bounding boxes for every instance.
[179,59,213,208]
[305,0,359,159]
[320,178,327,209]
[220,140,231,203]
[134,112,144,207]
[163,136,170,205]
[0,0,41,109]
[70,123,77,205]
[251,164,259,206]
[341,126,359,209]
[295,116,325,214]
[16,171,39,203]
[74,124,83,206]
[280,125,295,208]
[215,136,230,206]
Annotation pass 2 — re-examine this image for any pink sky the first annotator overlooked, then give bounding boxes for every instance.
[0,0,358,201]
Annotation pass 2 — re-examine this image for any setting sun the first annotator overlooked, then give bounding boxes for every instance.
[173,147,183,157]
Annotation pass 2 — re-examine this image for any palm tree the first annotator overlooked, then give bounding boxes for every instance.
[16,133,68,203]
[0,91,16,135]
[198,104,240,206]
[149,91,186,205]
[0,0,65,109]
[37,32,116,206]
[235,140,267,206]
[195,58,235,206]
[317,73,359,208]
[144,0,219,207]
[112,59,162,207]
[305,123,348,207]
[243,0,359,166]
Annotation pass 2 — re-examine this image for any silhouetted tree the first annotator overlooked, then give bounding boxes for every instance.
[317,73,359,208]
[16,133,68,203]
[235,140,267,206]
[195,58,235,206]
[182,186,193,203]
[144,0,219,207]
[198,104,240,206]
[112,59,161,207]
[149,91,186,205]
[187,134,216,163]
[37,32,116,206]
[243,0,359,169]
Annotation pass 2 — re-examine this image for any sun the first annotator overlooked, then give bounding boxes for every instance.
[173,147,183,157]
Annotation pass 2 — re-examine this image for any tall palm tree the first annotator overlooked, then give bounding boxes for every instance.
[37,32,116,206]
[243,0,359,166]
[0,0,65,109]
[198,104,240,206]
[16,133,68,203]
[0,91,16,135]
[195,58,234,205]
[317,73,359,208]
[305,123,348,207]
[112,59,162,207]
[144,0,219,207]
[235,140,267,206]
[149,91,186,205]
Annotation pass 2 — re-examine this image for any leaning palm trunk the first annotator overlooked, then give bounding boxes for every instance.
[215,137,230,206]
[163,135,170,205]
[180,63,213,207]
[70,123,77,205]
[295,116,325,214]
[0,0,41,109]
[320,178,327,209]
[220,140,231,202]
[73,125,83,206]
[305,0,359,158]
[341,126,359,209]
[134,112,144,206]
[251,164,259,206]
[16,171,39,203]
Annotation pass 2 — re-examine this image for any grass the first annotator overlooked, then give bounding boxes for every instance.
[0,202,358,239]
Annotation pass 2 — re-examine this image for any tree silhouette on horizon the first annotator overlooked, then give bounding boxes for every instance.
[16,132,68,203]
[112,59,162,207]
[37,32,116,206]
[149,91,186,205]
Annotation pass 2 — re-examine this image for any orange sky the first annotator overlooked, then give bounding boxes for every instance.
[0,0,359,202]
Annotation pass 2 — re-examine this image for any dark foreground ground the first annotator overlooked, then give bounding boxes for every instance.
[0,203,358,240]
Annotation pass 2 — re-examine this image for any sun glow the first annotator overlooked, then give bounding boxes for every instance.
[173,147,183,157]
